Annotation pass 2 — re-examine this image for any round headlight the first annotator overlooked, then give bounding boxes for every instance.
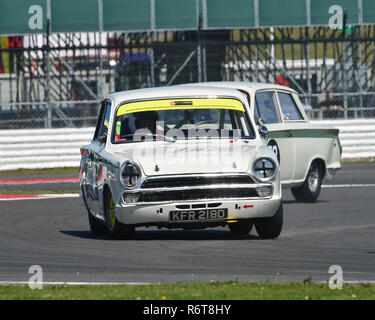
[253,158,277,182]
[120,161,141,188]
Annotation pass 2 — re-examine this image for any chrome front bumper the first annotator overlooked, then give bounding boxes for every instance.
[114,172,281,226]
[115,196,281,226]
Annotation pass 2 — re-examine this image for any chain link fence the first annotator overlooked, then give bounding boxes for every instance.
[1,26,375,129]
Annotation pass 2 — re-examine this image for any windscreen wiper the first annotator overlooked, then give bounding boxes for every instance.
[119,132,176,142]
[141,132,176,143]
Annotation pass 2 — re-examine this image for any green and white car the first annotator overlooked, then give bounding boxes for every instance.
[180,82,342,203]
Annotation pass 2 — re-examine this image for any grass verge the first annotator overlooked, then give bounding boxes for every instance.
[0,282,374,300]
[341,158,375,165]
[0,167,79,177]
[0,190,79,195]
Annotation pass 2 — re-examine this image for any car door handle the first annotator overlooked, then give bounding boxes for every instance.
[285,131,293,137]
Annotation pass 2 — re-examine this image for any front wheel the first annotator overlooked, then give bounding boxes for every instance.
[254,203,283,239]
[82,186,107,236]
[104,190,135,239]
[291,161,323,203]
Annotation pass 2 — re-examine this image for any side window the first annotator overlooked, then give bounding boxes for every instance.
[94,101,111,140]
[103,102,111,135]
[237,89,251,106]
[221,109,232,130]
[254,91,281,124]
[277,92,303,121]
[254,102,260,123]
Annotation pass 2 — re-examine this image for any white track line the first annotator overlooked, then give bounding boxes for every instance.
[322,184,375,188]
[0,194,79,201]
[344,281,375,284]
[0,281,151,286]
[1,280,373,286]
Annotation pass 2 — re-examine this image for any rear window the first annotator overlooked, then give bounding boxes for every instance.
[277,92,303,121]
[278,92,303,121]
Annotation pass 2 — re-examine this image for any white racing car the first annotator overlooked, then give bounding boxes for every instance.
[180,82,342,202]
[80,86,283,239]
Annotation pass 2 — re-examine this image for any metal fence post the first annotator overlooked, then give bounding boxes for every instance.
[357,35,363,118]
[305,27,312,107]
[150,0,156,87]
[98,0,104,98]
[202,35,207,82]
[44,18,51,128]
[197,14,203,83]
[150,35,155,87]
[342,10,348,119]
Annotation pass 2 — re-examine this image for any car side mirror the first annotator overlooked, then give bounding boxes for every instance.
[257,117,266,125]
[258,125,268,137]
[97,132,107,144]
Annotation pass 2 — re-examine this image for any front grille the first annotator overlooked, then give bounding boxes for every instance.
[137,188,258,202]
[141,175,255,189]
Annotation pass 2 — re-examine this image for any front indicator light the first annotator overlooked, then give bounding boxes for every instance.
[256,186,273,197]
[123,193,139,203]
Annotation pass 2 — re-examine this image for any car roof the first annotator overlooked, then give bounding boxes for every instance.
[178,81,297,94]
[107,86,249,107]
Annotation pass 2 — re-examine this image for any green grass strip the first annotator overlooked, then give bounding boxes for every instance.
[0,167,79,177]
[0,190,79,195]
[341,158,375,164]
[0,282,374,300]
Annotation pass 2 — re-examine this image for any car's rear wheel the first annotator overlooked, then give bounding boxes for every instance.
[254,203,283,239]
[82,186,107,236]
[291,161,323,203]
[228,220,253,235]
[104,190,135,239]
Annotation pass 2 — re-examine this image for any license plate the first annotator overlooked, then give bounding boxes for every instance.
[169,208,228,221]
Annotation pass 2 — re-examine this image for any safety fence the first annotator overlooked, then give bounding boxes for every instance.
[314,119,375,159]
[0,127,94,171]
[2,26,375,129]
[0,120,374,171]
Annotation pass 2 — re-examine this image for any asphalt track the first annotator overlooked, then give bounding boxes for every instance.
[0,163,374,284]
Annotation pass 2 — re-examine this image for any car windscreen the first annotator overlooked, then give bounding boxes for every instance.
[112,98,255,143]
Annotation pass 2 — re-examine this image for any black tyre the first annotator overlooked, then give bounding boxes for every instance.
[228,221,253,235]
[82,186,107,236]
[291,161,323,203]
[254,203,283,239]
[104,190,135,239]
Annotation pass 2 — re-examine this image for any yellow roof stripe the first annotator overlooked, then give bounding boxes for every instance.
[117,98,244,116]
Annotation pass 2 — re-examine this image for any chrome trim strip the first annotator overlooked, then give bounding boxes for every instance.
[127,183,272,193]
[139,172,258,189]
[121,195,273,206]
[143,172,255,182]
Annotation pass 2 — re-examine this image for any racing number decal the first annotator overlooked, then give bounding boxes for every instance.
[267,140,280,164]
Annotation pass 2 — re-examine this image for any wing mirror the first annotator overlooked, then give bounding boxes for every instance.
[258,125,269,137]
[97,132,107,144]
[257,117,266,125]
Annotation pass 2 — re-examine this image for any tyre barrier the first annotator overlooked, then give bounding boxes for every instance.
[0,120,374,170]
